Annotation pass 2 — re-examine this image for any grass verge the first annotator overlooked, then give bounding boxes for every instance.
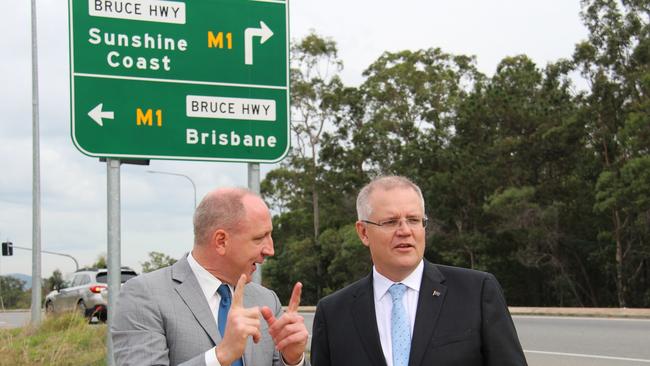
[0,313,106,366]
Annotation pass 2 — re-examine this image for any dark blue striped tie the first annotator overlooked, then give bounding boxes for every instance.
[217,284,244,366]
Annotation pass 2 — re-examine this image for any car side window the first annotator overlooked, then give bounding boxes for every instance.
[81,274,91,285]
[71,275,83,287]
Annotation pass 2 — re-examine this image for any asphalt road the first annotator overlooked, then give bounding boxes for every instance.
[300,313,650,365]
[516,315,650,365]
[0,310,32,329]
[2,311,649,365]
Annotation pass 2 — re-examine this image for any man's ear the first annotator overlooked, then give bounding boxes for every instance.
[212,229,229,255]
[355,221,370,248]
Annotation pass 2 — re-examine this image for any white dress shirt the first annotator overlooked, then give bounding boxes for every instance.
[187,252,230,366]
[373,260,423,366]
[187,252,304,366]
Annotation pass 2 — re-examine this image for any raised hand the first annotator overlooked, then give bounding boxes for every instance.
[216,274,262,365]
[261,282,309,365]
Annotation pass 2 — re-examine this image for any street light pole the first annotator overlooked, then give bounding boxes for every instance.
[146,170,197,208]
[30,0,42,327]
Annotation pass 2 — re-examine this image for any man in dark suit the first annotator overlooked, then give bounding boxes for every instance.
[311,176,527,366]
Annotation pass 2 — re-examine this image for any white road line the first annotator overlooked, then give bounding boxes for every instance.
[514,315,650,322]
[525,350,650,363]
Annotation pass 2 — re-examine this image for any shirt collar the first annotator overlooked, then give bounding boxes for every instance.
[187,251,226,300]
[373,259,424,302]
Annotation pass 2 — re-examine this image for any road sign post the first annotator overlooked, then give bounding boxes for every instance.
[69,0,290,162]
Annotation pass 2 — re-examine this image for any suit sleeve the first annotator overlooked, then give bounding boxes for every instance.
[480,274,528,366]
[111,278,205,366]
[309,302,331,366]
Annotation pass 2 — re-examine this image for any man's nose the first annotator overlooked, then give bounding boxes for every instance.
[395,219,413,235]
[262,236,275,257]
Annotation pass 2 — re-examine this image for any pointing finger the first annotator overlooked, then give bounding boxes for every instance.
[287,282,302,313]
[261,306,276,326]
[231,274,247,308]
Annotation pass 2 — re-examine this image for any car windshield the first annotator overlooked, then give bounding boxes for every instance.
[96,272,138,284]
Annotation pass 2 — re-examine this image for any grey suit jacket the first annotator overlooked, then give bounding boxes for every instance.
[111,256,293,366]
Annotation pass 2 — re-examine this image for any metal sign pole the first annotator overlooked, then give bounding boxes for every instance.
[30,0,42,327]
[106,158,121,366]
[248,163,262,284]
[0,257,5,311]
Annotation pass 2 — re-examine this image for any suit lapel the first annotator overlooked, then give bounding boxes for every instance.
[172,257,220,345]
[351,273,388,366]
[408,261,447,366]
[242,285,256,365]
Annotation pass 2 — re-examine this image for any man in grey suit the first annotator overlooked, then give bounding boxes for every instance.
[112,187,309,366]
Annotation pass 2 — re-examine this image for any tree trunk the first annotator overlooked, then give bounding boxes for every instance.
[313,182,322,300]
[574,251,599,307]
[614,209,627,307]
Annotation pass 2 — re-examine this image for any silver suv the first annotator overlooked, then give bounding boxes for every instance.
[45,267,138,321]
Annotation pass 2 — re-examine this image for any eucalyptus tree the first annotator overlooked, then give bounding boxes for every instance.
[262,32,345,301]
[320,47,483,206]
[447,54,603,306]
[573,0,650,306]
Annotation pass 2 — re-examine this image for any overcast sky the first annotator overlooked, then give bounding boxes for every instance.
[0,0,587,279]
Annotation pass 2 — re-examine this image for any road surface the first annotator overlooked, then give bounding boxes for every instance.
[2,311,649,365]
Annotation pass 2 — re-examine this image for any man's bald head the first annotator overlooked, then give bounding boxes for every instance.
[193,187,257,246]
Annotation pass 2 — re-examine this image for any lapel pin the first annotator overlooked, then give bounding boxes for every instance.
[432,290,441,297]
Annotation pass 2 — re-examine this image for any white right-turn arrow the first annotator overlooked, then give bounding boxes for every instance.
[245,21,274,65]
[88,103,115,127]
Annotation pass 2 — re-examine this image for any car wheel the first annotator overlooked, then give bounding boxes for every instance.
[77,300,87,317]
[45,301,54,316]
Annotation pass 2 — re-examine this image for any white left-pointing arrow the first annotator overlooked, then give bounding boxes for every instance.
[88,103,115,127]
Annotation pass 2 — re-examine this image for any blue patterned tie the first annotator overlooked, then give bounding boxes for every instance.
[388,283,411,366]
[217,284,244,366]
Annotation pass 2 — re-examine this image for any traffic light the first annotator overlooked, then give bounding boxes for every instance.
[1,241,12,256]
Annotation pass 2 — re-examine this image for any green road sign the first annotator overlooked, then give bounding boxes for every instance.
[68,0,289,162]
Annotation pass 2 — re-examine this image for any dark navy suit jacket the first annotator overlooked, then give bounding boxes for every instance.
[310,260,527,366]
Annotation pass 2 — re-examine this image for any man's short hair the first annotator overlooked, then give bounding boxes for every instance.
[193,188,254,246]
[356,176,425,220]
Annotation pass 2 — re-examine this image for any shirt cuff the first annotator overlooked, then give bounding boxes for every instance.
[282,352,305,366]
[205,347,221,366]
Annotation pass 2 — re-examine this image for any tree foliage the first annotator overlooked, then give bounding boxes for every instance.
[43,269,64,293]
[141,251,178,273]
[262,3,650,307]
[91,254,107,269]
[0,276,30,309]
